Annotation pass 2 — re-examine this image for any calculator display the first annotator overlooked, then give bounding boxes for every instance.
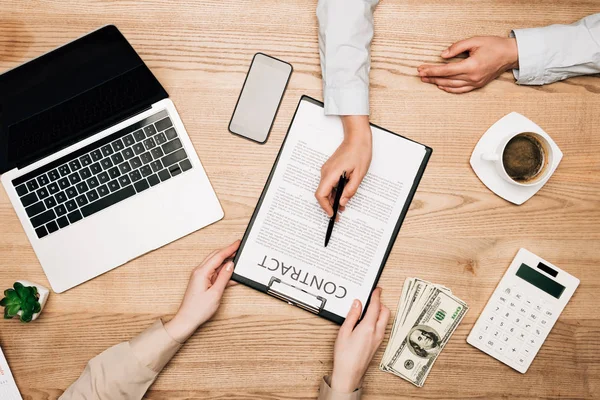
[515,263,565,299]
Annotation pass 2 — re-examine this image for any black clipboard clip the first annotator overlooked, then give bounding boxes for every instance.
[267,277,327,315]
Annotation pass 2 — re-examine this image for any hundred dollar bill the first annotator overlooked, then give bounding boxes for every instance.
[381,278,440,370]
[394,278,412,335]
[382,278,422,369]
[389,279,412,340]
[381,278,414,369]
[387,288,468,387]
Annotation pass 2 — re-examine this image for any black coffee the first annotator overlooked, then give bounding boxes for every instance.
[502,134,544,182]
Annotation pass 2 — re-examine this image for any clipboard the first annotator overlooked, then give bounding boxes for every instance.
[232,95,432,324]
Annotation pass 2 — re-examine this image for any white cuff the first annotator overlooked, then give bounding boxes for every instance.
[510,28,550,85]
[323,85,370,116]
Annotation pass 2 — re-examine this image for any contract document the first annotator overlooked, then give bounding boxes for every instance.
[233,96,431,323]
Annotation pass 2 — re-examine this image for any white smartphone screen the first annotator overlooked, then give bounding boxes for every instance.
[229,53,292,143]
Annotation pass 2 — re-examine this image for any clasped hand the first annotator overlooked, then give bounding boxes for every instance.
[418,36,519,93]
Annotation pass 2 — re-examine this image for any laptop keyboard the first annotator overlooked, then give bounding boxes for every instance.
[11,110,193,239]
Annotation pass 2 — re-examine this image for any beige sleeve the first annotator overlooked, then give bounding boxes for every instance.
[59,320,182,400]
[317,376,363,400]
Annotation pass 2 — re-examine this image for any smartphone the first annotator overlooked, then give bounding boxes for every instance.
[229,53,292,143]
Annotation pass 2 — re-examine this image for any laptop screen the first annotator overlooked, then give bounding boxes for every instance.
[0,25,167,174]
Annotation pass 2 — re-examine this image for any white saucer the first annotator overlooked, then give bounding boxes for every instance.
[470,112,563,205]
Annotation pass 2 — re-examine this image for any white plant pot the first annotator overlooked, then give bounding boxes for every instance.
[14,280,49,321]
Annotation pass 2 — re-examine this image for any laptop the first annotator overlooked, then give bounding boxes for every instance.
[0,25,224,293]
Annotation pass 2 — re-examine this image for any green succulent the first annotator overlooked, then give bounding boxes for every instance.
[0,282,41,323]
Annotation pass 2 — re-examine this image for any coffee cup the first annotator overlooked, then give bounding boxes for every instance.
[481,131,553,187]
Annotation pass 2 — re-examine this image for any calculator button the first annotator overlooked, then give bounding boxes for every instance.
[502,287,512,295]
[544,309,554,318]
[528,311,540,322]
[507,325,518,336]
[523,322,534,332]
[497,318,509,330]
[534,303,543,313]
[514,290,524,301]
[502,310,512,320]
[533,326,544,337]
[506,339,521,359]
[491,329,502,339]
[527,337,539,347]
[512,315,524,327]
[520,345,534,358]
[485,338,496,349]
[474,332,486,344]
[539,318,550,328]
[487,314,497,323]
[497,295,508,304]
[516,329,527,341]
[479,323,492,334]
[501,334,510,343]
[516,354,528,366]
[495,343,506,355]
[492,304,503,314]
[508,300,518,310]
[518,306,528,316]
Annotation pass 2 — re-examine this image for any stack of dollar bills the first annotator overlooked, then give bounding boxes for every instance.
[379,277,469,387]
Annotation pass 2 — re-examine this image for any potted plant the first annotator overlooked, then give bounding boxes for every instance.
[1,280,49,322]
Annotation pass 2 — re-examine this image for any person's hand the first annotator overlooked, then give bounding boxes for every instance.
[330,288,390,393]
[417,36,519,94]
[164,240,240,342]
[316,115,372,216]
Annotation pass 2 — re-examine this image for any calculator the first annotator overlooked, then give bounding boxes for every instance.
[467,248,579,373]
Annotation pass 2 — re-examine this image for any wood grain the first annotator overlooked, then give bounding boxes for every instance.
[1,1,599,399]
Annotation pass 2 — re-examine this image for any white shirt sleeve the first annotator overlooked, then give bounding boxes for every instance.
[317,0,379,115]
[511,13,600,85]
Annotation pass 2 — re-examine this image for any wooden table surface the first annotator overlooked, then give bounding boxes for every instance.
[1,1,599,399]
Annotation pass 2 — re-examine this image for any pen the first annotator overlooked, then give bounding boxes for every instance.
[324,171,347,247]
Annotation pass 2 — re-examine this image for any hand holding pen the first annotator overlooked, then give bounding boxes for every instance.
[315,115,373,217]
[324,171,348,247]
